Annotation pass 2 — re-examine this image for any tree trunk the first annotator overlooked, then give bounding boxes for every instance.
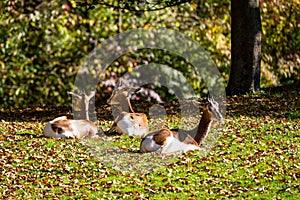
[226,0,262,95]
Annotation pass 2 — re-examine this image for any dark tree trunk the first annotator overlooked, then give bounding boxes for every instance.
[226,0,262,95]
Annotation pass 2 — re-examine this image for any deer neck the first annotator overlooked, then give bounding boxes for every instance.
[116,95,134,113]
[193,113,213,145]
[69,91,95,121]
[80,95,89,120]
[127,98,135,113]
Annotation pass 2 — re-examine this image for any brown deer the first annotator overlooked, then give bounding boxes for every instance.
[106,81,148,138]
[43,90,100,139]
[140,97,223,154]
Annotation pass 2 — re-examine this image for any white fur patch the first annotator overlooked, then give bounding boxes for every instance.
[117,115,148,137]
[43,116,98,139]
[161,137,200,154]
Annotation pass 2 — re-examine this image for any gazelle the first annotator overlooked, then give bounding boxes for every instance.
[43,90,100,139]
[67,90,96,121]
[106,81,148,138]
[140,97,223,154]
[43,116,99,139]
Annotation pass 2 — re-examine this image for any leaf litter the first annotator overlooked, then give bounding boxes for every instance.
[0,84,299,199]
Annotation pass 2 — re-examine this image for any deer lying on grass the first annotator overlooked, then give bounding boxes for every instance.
[43,91,100,139]
[106,82,148,138]
[140,97,223,154]
[43,116,99,139]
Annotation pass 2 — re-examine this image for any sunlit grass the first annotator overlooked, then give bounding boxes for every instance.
[0,90,299,199]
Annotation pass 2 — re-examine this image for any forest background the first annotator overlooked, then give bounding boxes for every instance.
[1,0,299,108]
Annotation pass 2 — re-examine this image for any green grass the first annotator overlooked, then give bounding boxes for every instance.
[0,90,299,199]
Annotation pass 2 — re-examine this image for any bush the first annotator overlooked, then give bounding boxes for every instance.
[0,0,299,108]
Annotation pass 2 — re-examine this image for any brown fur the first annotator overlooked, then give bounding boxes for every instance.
[144,128,199,148]
[51,120,74,134]
[152,128,173,146]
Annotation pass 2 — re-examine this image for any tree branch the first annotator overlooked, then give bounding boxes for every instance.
[76,0,192,12]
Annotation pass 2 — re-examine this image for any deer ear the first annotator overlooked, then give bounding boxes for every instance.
[86,90,96,100]
[207,96,219,107]
[89,90,96,96]
[67,91,82,99]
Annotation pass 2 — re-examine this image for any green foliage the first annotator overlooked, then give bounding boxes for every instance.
[260,0,300,86]
[0,0,299,108]
[1,1,86,108]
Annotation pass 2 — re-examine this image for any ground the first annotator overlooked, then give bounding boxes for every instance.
[0,83,299,199]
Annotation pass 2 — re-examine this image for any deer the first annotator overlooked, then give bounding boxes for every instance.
[105,80,149,138]
[43,90,101,139]
[140,97,223,154]
[43,116,99,139]
[67,90,96,121]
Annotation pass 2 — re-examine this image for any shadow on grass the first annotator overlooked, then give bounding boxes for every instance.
[1,83,299,122]
[226,82,300,119]
[0,105,114,122]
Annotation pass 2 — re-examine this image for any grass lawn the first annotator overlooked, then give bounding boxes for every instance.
[0,85,299,199]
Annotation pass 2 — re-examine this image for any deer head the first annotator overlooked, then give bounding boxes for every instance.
[107,79,138,114]
[206,96,224,122]
[67,90,96,121]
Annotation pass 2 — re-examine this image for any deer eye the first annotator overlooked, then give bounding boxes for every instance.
[57,127,64,134]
